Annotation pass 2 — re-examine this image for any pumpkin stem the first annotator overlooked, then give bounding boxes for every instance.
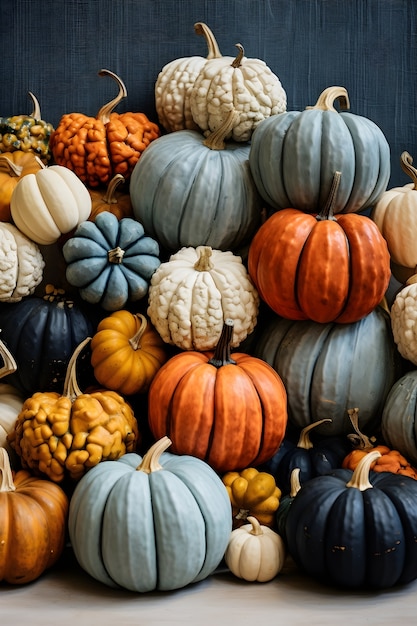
[0,448,16,492]
[208,318,237,368]
[129,314,148,351]
[96,69,128,125]
[0,338,17,379]
[306,86,350,112]
[194,246,214,271]
[231,43,245,68]
[296,418,332,450]
[0,155,23,177]
[400,151,417,190]
[316,171,341,222]
[203,109,240,150]
[136,436,172,473]
[101,174,126,205]
[28,91,41,120]
[247,516,264,536]
[62,337,92,401]
[345,449,381,491]
[108,246,125,264]
[194,22,222,59]
[235,508,250,521]
[289,468,302,498]
[405,273,417,286]
[346,407,376,450]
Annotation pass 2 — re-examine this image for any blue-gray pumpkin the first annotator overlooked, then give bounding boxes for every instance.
[285,450,417,589]
[381,369,417,466]
[129,112,263,254]
[62,212,161,311]
[249,86,390,214]
[68,436,232,592]
[252,306,402,437]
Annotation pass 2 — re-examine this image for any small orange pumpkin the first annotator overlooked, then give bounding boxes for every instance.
[0,151,43,221]
[90,310,168,395]
[88,173,133,221]
[148,318,288,473]
[342,407,417,479]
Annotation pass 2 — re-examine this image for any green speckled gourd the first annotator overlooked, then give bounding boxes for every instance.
[249,86,391,214]
[62,212,161,311]
[68,436,232,592]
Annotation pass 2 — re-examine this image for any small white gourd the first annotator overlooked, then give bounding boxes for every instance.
[225,515,286,582]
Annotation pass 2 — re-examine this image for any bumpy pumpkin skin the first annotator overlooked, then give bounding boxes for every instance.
[249,86,390,214]
[0,448,69,584]
[68,437,232,592]
[252,307,403,438]
[129,128,263,254]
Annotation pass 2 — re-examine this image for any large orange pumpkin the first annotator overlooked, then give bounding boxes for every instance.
[0,447,69,584]
[248,171,391,324]
[50,69,160,188]
[147,319,288,473]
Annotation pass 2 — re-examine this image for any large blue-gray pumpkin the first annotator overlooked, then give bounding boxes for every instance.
[129,110,263,254]
[62,212,161,311]
[249,86,391,214]
[252,306,402,437]
[68,436,232,592]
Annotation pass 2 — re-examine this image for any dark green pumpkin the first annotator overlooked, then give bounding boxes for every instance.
[252,306,402,437]
[129,115,263,254]
[249,86,390,214]
[285,451,417,589]
[0,293,95,395]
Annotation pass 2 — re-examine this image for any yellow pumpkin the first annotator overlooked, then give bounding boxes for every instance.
[90,310,168,395]
[0,151,43,221]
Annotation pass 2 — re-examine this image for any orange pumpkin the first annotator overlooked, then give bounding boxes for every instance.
[342,407,417,479]
[248,171,391,324]
[88,173,133,221]
[50,69,160,188]
[147,319,288,473]
[0,447,69,584]
[90,310,168,395]
[0,151,43,221]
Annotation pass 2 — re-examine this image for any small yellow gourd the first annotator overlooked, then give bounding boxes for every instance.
[222,467,281,529]
[224,516,286,582]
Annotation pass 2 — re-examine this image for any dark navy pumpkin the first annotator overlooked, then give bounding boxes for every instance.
[285,451,417,589]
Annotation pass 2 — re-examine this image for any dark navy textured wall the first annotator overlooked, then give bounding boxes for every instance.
[1,0,416,188]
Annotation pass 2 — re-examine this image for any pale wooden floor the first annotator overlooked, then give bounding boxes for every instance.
[1,548,416,626]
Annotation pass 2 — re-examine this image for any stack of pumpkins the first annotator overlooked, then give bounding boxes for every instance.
[1,21,417,593]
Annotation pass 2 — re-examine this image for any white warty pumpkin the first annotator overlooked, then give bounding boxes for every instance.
[0,222,44,301]
[190,43,287,142]
[147,245,260,351]
[391,275,417,365]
